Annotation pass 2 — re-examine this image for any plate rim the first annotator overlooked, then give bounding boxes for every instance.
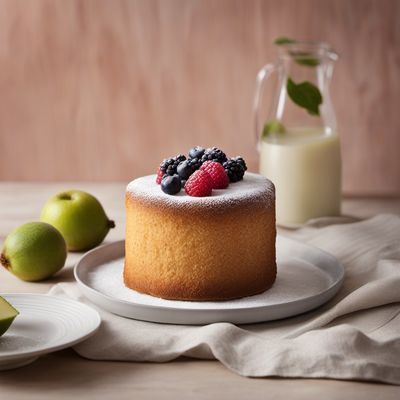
[74,237,344,314]
[0,293,101,361]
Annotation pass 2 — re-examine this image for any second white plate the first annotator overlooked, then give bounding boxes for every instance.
[0,294,100,370]
[74,237,344,325]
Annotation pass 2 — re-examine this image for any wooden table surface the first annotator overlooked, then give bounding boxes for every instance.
[1,183,399,399]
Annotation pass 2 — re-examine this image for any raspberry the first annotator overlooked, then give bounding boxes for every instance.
[200,161,229,189]
[184,170,213,197]
[156,167,165,184]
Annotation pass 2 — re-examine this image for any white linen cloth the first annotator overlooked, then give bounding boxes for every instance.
[49,214,400,384]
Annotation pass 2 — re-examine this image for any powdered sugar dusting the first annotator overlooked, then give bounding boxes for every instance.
[126,172,275,210]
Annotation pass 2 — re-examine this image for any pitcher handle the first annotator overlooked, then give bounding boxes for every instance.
[253,63,277,150]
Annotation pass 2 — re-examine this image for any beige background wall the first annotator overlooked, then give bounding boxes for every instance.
[0,0,399,195]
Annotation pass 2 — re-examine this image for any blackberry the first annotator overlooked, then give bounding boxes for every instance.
[232,156,247,171]
[187,157,202,171]
[177,158,202,180]
[201,147,227,164]
[161,174,181,195]
[223,158,246,182]
[188,146,205,159]
[160,154,186,176]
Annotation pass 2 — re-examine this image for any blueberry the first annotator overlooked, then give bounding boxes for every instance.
[161,174,181,195]
[189,146,205,159]
[177,160,194,180]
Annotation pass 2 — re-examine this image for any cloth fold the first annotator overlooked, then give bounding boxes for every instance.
[49,214,400,384]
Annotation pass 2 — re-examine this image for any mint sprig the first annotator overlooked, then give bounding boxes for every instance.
[292,53,320,67]
[274,37,320,67]
[274,37,296,45]
[286,78,322,116]
[262,120,286,138]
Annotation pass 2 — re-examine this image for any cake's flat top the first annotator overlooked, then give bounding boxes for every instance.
[127,172,275,211]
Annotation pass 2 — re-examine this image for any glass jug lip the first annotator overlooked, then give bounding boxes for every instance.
[277,40,338,62]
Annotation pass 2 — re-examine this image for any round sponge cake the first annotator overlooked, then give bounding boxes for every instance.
[124,172,276,301]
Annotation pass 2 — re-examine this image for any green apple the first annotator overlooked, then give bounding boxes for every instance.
[0,296,19,336]
[40,190,115,252]
[1,222,67,281]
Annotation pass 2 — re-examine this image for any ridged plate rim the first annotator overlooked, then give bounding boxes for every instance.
[0,294,101,362]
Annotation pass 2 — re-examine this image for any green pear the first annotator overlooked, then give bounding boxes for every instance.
[0,222,67,281]
[40,190,115,252]
[0,296,19,336]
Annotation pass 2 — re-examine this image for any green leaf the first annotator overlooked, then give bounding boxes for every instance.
[275,37,320,67]
[274,37,296,45]
[291,54,320,67]
[262,120,286,138]
[286,77,322,116]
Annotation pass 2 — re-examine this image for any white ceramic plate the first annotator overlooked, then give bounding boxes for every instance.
[0,294,101,370]
[74,236,344,325]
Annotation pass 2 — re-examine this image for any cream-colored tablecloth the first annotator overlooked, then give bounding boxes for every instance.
[49,214,400,384]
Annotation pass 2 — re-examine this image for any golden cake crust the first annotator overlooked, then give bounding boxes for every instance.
[124,173,276,301]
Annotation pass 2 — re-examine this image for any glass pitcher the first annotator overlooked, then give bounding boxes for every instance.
[254,40,341,226]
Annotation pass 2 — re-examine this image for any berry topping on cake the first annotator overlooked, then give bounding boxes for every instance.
[156,167,165,184]
[160,154,186,177]
[161,174,182,195]
[188,157,202,171]
[233,156,247,172]
[200,161,229,189]
[188,146,205,160]
[177,158,202,180]
[156,147,247,193]
[223,158,246,182]
[176,160,192,180]
[184,170,213,197]
[201,147,227,164]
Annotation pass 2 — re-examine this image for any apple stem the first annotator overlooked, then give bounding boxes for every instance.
[108,220,116,229]
[0,253,10,270]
